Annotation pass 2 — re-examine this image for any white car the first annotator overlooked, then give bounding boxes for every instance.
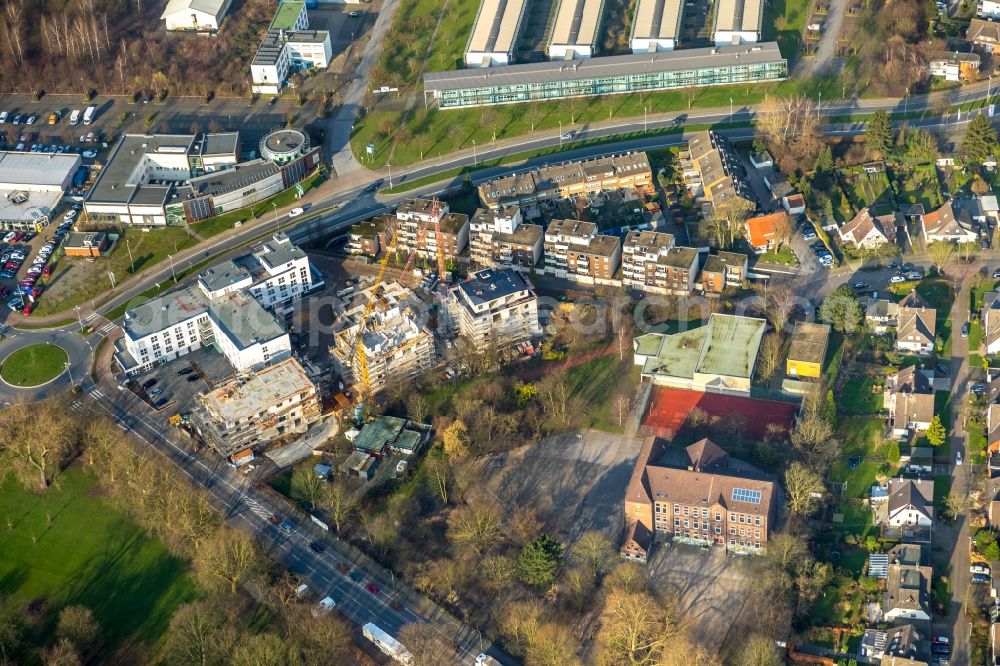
[311,597,336,617]
[956,450,963,465]
[81,150,97,158]
[288,207,304,217]
[889,275,906,284]
[971,564,991,575]
[64,210,77,220]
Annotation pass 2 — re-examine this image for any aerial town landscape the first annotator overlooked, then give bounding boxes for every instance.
[9,0,1000,664]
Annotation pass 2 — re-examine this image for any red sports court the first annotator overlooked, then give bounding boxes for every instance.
[640,386,799,440]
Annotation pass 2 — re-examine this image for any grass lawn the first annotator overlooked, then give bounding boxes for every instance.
[837,375,883,415]
[935,390,952,433]
[890,163,944,211]
[757,244,799,266]
[830,418,886,499]
[190,170,322,239]
[0,468,197,655]
[824,331,846,383]
[376,0,476,88]
[839,166,897,215]
[934,475,953,514]
[565,353,640,432]
[34,227,199,317]
[0,344,68,387]
[832,501,875,539]
[762,0,811,57]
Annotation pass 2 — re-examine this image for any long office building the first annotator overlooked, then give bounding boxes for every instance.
[630,0,684,52]
[713,0,763,45]
[423,42,786,109]
[464,0,528,67]
[547,0,605,59]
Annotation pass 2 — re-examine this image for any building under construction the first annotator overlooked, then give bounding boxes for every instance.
[329,281,436,395]
[191,357,322,458]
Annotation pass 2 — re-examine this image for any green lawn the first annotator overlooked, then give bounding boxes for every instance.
[837,375,884,415]
[0,344,68,387]
[933,475,953,514]
[829,418,886,498]
[831,501,875,539]
[839,166,897,215]
[190,170,322,239]
[890,163,944,211]
[757,244,799,266]
[969,421,987,464]
[566,353,640,432]
[0,469,197,655]
[34,227,199,317]
[762,0,811,58]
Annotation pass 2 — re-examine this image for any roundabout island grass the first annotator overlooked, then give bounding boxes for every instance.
[0,344,69,387]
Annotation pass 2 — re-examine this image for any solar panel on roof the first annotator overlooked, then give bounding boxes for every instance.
[732,488,761,504]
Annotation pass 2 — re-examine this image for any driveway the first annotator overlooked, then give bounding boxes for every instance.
[797,0,848,77]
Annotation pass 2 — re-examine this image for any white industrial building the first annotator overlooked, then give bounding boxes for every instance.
[84,134,237,227]
[114,232,321,376]
[251,29,332,95]
[160,0,233,31]
[979,0,1000,18]
[0,151,81,231]
[547,0,605,59]
[464,0,528,67]
[630,0,683,52]
[712,0,763,45]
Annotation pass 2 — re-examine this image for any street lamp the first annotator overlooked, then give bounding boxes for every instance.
[271,202,279,232]
[558,120,563,147]
[387,162,393,188]
[644,105,648,134]
[818,91,822,116]
[729,98,733,126]
[125,237,135,273]
[904,87,909,116]
[167,253,177,283]
[74,305,83,332]
[384,568,396,592]
[472,140,477,167]
[64,361,74,387]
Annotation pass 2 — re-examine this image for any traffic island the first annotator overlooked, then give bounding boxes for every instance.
[0,344,69,388]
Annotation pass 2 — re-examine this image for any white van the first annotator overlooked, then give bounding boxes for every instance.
[69,109,81,125]
[0,112,7,123]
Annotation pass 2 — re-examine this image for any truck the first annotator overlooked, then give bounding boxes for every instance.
[362,623,414,665]
[83,106,96,125]
[310,596,335,616]
[69,109,81,125]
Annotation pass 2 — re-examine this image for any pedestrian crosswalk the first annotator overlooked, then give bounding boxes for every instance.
[70,400,84,412]
[98,323,116,335]
[245,497,275,522]
[84,312,99,323]
[88,386,105,400]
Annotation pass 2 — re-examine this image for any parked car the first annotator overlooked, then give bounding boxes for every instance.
[935,363,951,376]
[955,451,963,466]
[186,374,200,382]
[177,367,194,376]
[962,322,970,338]
[309,540,325,553]
[890,275,907,284]
[348,570,365,583]
[971,382,988,395]
[288,207,304,217]
[279,520,294,533]
[348,10,361,16]
[994,268,1000,279]
[801,227,817,241]
[148,387,162,397]
[142,378,158,389]
[905,271,924,280]
[971,573,990,584]
[366,583,379,595]
[971,564,990,575]
[852,281,870,290]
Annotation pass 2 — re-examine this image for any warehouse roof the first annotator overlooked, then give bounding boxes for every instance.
[466,0,527,56]
[425,42,783,91]
[0,151,80,188]
[631,0,684,42]
[714,0,764,35]
[550,0,604,48]
[87,134,195,205]
[161,0,230,19]
[787,321,830,366]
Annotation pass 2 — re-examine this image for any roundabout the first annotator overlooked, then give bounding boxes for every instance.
[0,343,70,388]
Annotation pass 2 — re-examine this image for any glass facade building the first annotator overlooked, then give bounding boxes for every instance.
[424,42,786,109]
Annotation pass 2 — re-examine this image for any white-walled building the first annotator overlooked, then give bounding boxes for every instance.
[448,268,541,348]
[114,233,319,375]
[251,29,332,95]
[630,0,683,52]
[0,151,81,231]
[980,0,1000,19]
[468,206,543,270]
[712,0,763,45]
[465,0,527,66]
[160,0,233,31]
[547,0,605,59]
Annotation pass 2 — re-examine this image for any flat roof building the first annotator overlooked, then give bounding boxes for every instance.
[424,42,785,108]
[786,321,830,379]
[448,268,541,348]
[160,0,233,31]
[630,0,684,52]
[0,151,80,231]
[251,28,332,95]
[548,0,605,59]
[713,0,763,45]
[465,0,528,67]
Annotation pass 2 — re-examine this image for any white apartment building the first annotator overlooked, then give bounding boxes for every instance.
[251,29,332,95]
[329,282,436,394]
[448,268,541,348]
[114,233,319,376]
[468,206,543,270]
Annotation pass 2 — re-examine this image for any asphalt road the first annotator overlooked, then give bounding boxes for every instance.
[76,368,508,665]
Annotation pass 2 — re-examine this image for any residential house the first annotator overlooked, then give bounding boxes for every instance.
[929,51,981,81]
[348,218,390,258]
[980,0,1000,18]
[621,436,777,559]
[543,219,622,283]
[969,17,1000,52]
[393,198,470,264]
[621,230,699,295]
[786,322,831,379]
[468,206,543,270]
[701,251,748,293]
[883,478,934,529]
[921,200,978,243]
[762,170,794,199]
[633,313,766,394]
[859,625,925,664]
[896,291,937,355]
[884,560,933,622]
[160,0,233,31]
[838,208,898,248]
[350,415,430,459]
[685,131,755,214]
[888,542,927,567]
[983,291,1000,355]
[883,366,936,437]
[744,211,788,254]
[866,298,900,333]
[477,152,652,209]
[447,268,541,349]
[783,193,806,216]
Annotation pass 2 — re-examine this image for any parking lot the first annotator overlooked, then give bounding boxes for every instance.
[127,347,237,416]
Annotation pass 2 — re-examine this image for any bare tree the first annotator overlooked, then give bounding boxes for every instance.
[569,530,617,576]
[290,466,324,510]
[756,332,786,383]
[612,394,631,429]
[927,240,957,271]
[596,590,681,664]
[397,623,453,666]
[56,606,99,657]
[0,400,75,492]
[784,462,825,516]
[318,480,358,533]
[425,450,450,504]
[731,634,783,666]
[481,554,519,590]
[448,500,502,556]
[508,504,542,546]
[527,623,583,665]
[194,529,262,595]
[765,532,808,571]
[405,391,429,423]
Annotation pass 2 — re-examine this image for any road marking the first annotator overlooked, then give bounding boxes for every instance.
[88,387,105,399]
[99,323,116,334]
[84,312,99,322]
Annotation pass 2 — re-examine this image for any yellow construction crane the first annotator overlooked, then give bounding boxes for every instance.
[345,219,399,403]
[432,197,447,282]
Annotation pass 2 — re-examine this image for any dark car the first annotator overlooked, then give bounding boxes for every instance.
[962,322,970,338]
[279,520,294,533]
[364,179,384,193]
[994,268,1000,279]
[852,281,870,290]
[935,363,951,376]
[186,374,200,382]
[309,540,326,553]
[348,571,364,583]
[671,114,688,126]
[142,378,158,389]
[153,397,170,409]
[971,382,988,395]
[177,367,194,376]
[267,96,278,107]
